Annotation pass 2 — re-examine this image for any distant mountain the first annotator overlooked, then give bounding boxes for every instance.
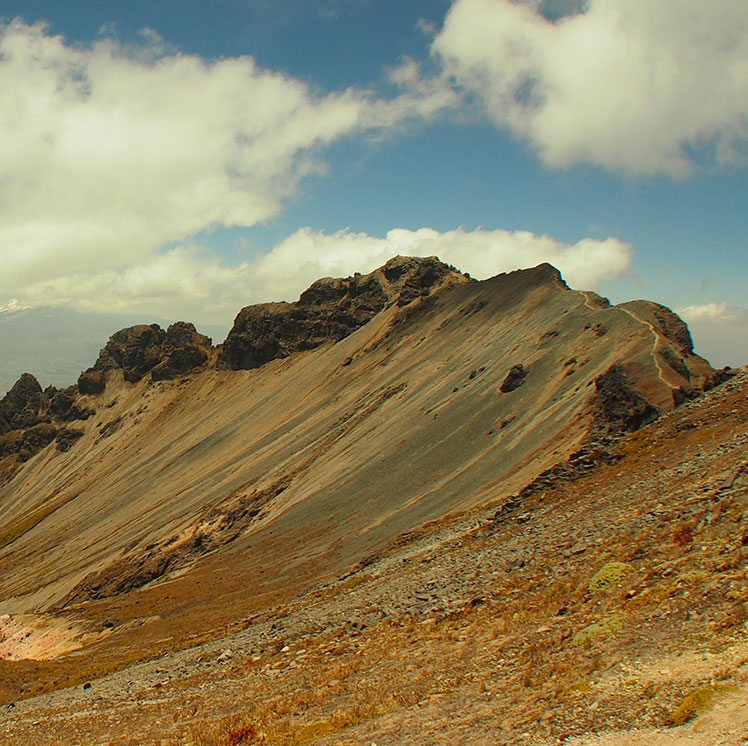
[0,305,226,397]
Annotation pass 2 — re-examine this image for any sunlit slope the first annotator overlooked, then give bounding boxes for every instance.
[0,263,713,616]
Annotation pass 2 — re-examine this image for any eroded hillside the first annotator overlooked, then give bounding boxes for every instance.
[0,338,746,746]
[0,257,736,745]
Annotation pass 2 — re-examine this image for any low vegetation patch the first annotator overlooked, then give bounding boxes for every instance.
[669,683,737,727]
[572,615,625,646]
[588,562,633,593]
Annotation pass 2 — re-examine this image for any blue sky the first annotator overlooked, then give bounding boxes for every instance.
[0,0,746,366]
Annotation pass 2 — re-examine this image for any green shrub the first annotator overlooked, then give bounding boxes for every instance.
[589,562,633,593]
[572,615,624,646]
[669,684,736,726]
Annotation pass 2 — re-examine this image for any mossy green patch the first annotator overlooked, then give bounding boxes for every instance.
[589,562,633,593]
[572,615,624,646]
[293,720,340,743]
[677,569,709,586]
[569,679,592,693]
[669,684,737,726]
[340,574,372,591]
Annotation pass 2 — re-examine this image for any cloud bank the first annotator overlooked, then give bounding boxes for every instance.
[0,18,633,327]
[0,21,358,280]
[252,226,632,301]
[12,226,632,326]
[433,0,748,175]
[2,9,740,351]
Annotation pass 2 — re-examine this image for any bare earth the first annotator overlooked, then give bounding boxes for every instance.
[0,368,746,745]
[0,264,743,745]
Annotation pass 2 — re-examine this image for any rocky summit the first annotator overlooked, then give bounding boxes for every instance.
[78,321,213,393]
[0,257,745,746]
[217,255,469,370]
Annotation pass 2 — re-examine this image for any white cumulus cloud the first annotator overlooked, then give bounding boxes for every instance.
[10,227,633,328]
[252,226,632,301]
[432,0,748,175]
[677,303,736,323]
[0,20,453,305]
[677,302,748,368]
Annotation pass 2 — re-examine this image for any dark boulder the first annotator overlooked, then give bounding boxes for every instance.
[0,422,58,460]
[500,365,529,393]
[77,369,107,395]
[591,365,659,435]
[165,321,205,348]
[48,388,74,418]
[95,324,167,382]
[56,427,84,452]
[17,423,57,461]
[46,385,91,421]
[150,323,211,381]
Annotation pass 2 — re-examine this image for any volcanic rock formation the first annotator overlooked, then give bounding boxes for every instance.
[78,321,212,393]
[0,373,46,433]
[217,255,469,370]
[0,257,727,660]
[0,256,743,746]
[0,374,91,465]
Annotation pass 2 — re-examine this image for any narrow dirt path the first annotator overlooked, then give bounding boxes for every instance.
[578,290,677,388]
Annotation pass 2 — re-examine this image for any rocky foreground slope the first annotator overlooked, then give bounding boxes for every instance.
[1,368,746,746]
[0,256,740,745]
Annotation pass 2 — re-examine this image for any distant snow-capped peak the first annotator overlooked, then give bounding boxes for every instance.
[0,299,31,313]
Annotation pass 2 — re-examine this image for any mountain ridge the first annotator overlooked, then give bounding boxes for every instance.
[0,256,741,745]
[0,257,721,608]
[0,257,722,493]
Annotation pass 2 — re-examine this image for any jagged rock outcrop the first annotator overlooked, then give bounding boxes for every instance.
[500,364,528,393]
[218,255,469,370]
[0,373,45,432]
[92,324,166,382]
[0,375,91,464]
[78,322,212,393]
[151,323,212,381]
[77,369,106,395]
[47,385,93,422]
[590,364,660,436]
